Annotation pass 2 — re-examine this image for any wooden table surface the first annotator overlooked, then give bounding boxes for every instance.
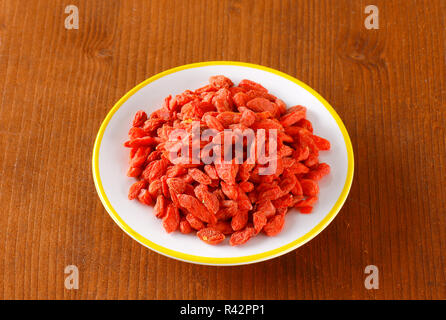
[0,0,444,300]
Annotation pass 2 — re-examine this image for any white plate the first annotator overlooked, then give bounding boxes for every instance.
[92,61,354,266]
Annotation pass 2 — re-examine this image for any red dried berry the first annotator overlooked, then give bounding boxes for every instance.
[238,79,268,93]
[179,219,193,234]
[177,194,217,225]
[220,181,239,201]
[162,204,180,233]
[133,110,147,127]
[203,164,219,180]
[263,215,285,236]
[229,227,255,246]
[231,210,248,231]
[188,168,212,185]
[186,213,205,230]
[305,163,331,181]
[300,179,319,196]
[128,127,146,139]
[128,181,147,200]
[154,194,167,218]
[295,195,318,208]
[253,211,267,234]
[312,135,331,150]
[280,106,306,127]
[210,221,234,235]
[194,184,220,215]
[137,189,153,206]
[209,75,234,89]
[197,228,225,245]
[127,166,142,178]
[246,97,277,115]
[299,206,313,214]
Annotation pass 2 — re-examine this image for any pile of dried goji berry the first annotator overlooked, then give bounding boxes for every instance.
[124,75,331,245]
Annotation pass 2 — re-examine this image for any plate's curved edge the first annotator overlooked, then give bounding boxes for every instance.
[92,61,355,266]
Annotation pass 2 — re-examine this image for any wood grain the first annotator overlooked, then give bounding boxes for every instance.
[0,0,444,299]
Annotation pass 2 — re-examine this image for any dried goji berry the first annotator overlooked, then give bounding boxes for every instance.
[203,114,224,131]
[291,179,303,196]
[166,165,187,178]
[305,163,331,181]
[128,126,146,139]
[238,79,268,93]
[148,159,168,182]
[272,194,294,209]
[166,177,187,194]
[133,110,147,127]
[295,195,318,208]
[238,199,253,211]
[293,145,310,161]
[146,150,162,163]
[124,136,159,148]
[253,211,267,234]
[203,164,219,180]
[239,181,254,193]
[130,147,150,168]
[209,75,233,89]
[232,92,249,107]
[179,218,193,234]
[215,162,238,185]
[280,106,306,127]
[154,194,167,218]
[256,200,276,218]
[246,97,277,115]
[300,179,319,196]
[258,186,283,201]
[296,118,313,133]
[299,206,313,214]
[148,180,163,197]
[276,207,288,216]
[304,153,319,168]
[275,98,287,115]
[143,118,164,133]
[197,228,225,245]
[128,180,147,200]
[220,181,239,201]
[127,166,142,178]
[194,184,219,214]
[212,88,233,112]
[231,210,248,231]
[186,213,205,230]
[229,227,255,246]
[209,221,234,235]
[263,214,285,236]
[216,112,241,126]
[137,189,153,206]
[240,108,256,127]
[162,203,180,233]
[312,135,331,151]
[251,118,283,131]
[177,194,217,224]
[216,207,236,221]
[279,175,297,194]
[188,168,212,185]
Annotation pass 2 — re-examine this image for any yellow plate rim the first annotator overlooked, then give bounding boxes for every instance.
[92,61,354,266]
